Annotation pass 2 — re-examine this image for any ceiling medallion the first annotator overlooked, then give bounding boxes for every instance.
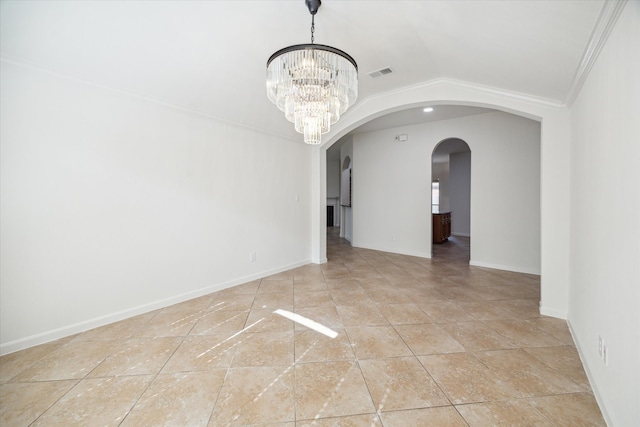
[266,0,358,145]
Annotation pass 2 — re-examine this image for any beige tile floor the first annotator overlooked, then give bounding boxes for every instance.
[0,230,606,426]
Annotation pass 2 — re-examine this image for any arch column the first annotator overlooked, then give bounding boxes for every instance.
[311,146,327,264]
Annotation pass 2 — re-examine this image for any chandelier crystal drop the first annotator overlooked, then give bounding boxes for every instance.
[266,0,358,145]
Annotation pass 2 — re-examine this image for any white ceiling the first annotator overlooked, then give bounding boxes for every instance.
[0,0,604,142]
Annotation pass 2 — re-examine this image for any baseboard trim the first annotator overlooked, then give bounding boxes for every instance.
[352,243,431,259]
[0,258,311,356]
[539,304,567,320]
[469,260,540,275]
[451,232,470,237]
[567,318,613,427]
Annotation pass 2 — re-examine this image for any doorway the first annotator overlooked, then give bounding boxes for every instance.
[431,138,471,261]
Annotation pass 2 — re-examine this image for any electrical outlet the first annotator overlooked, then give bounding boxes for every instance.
[598,335,609,366]
[598,336,604,358]
[249,252,256,262]
[391,235,395,241]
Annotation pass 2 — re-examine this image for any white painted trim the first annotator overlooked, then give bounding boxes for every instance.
[352,244,431,259]
[435,78,565,109]
[469,260,540,275]
[320,77,565,156]
[352,77,565,114]
[564,0,627,106]
[0,258,311,356]
[567,319,613,427]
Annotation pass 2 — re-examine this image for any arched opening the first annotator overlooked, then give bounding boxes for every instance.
[318,100,541,276]
[431,138,471,262]
[320,103,540,267]
[313,80,566,317]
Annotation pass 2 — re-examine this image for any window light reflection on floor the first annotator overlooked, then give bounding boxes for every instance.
[274,309,338,339]
[196,318,264,359]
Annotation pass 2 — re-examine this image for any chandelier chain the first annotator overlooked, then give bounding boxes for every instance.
[311,15,315,44]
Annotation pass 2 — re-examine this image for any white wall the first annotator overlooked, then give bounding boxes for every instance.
[0,61,312,354]
[340,138,353,243]
[326,157,340,227]
[568,2,640,425]
[326,159,340,199]
[352,112,540,274]
[450,151,471,236]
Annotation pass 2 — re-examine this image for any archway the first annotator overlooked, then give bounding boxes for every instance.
[431,138,471,261]
[311,78,571,318]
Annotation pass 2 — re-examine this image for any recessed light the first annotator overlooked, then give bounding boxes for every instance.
[423,107,434,113]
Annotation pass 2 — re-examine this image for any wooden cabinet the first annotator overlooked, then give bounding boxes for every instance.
[432,212,451,244]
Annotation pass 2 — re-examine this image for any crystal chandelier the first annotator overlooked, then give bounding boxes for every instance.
[266,0,358,145]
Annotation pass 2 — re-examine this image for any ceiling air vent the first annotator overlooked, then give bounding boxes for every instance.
[368,67,393,78]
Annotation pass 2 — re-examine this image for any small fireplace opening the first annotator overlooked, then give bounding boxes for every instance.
[327,206,334,227]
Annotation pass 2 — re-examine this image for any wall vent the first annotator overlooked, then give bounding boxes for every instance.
[368,67,393,78]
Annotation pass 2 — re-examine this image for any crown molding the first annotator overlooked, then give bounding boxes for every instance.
[564,0,627,106]
[433,78,565,109]
[0,56,300,143]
